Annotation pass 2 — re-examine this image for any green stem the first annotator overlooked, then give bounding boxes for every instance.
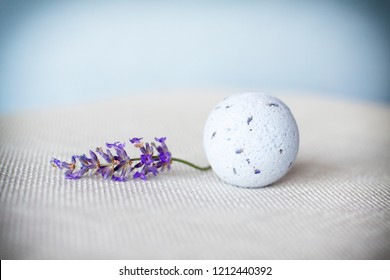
[132,156,211,171]
[171,157,212,171]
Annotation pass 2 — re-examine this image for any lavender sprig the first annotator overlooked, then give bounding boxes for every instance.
[50,137,211,181]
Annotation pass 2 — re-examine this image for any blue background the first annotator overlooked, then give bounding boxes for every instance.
[0,0,389,114]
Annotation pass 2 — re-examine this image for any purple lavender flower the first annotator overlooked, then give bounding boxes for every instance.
[112,162,132,182]
[77,154,90,167]
[96,147,113,163]
[109,143,133,181]
[140,143,154,163]
[155,137,166,143]
[153,137,172,171]
[76,154,92,177]
[133,165,158,181]
[133,142,158,179]
[50,158,62,169]
[106,141,125,150]
[88,150,100,169]
[129,137,143,144]
[130,137,144,149]
[50,136,203,182]
[50,156,80,179]
[133,171,147,181]
[95,147,117,179]
[107,142,130,161]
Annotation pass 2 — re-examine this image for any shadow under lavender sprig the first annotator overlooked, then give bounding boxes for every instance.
[50,137,211,182]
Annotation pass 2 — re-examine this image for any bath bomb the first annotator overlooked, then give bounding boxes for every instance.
[203,92,299,188]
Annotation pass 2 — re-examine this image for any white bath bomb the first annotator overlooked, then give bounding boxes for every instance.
[203,92,299,188]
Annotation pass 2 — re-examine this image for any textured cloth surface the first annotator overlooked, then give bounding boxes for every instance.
[0,92,389,259]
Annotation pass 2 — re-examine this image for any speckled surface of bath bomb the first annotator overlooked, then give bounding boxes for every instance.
[203,92,299,188]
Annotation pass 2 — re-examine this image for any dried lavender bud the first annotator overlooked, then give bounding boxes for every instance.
[51,137,210,182]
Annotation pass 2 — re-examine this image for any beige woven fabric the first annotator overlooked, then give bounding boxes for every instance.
[0,92,389,259]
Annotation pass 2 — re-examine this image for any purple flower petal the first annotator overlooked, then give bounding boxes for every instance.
[155,137,166,143]
[77,166,90,177]
[99,166,112,180]
[148,166,158,176]
[133,171,147,181]
[108,143,130,161]
[65,173,81,179]
[89,150,99,167]
[140,142,153,155]
[140,146,147,154]
[140,154,153,165]
[106,141,126,150]
[65,169,80,179]
[130,137,143,144]
[159,152,171,164]
[89,150,98,161]
[96,147,113,163]
[77,154,90,167]
[106,149,114,161]
[112,175,127,182]
[51,158,62,169]
[61,162,73,170]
